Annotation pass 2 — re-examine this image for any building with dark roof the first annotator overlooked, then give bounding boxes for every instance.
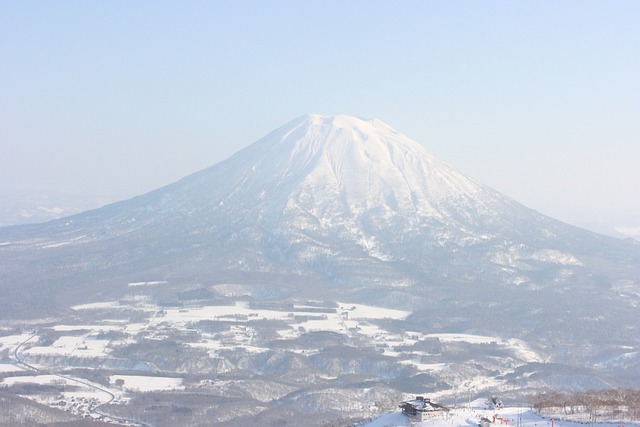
[399,396,449,421]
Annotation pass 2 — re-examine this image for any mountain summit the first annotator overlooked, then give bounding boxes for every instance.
[1,115,638,349]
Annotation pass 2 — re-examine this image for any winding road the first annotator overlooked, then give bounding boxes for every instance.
[12,331,152,427]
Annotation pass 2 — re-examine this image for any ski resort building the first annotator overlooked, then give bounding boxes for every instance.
[399,396,449,421]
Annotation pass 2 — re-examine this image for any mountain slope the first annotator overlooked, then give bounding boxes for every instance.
[0,115,638,343]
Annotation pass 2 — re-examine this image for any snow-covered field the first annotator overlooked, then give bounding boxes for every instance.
[1,295,542,382]
[0,363,25,373]
[0,295,582,425]
[0,373,116,419]
[0,298,420,417]
[26,334,112,357]
[109,375,184,392]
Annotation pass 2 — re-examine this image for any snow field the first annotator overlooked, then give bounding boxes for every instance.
[25,334,111,358]
[2,295,556,422]
[5,297,539,384]
[1,374,112,401]
[0,333,36,348]
[56,298,533,376]
[109,375,184,392]
[128,280,167,287]
[0,363,25,373]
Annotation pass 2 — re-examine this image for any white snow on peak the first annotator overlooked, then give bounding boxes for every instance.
[238,114,494,218]
[143,113,537,264]
[121,114,542,265]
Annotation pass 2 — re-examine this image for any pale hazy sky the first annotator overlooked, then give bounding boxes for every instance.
[1,1,638,228]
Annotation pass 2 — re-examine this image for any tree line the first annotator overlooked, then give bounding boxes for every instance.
[530,389,640,423]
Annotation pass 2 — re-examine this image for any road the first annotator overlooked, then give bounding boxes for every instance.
[12,331,153,427]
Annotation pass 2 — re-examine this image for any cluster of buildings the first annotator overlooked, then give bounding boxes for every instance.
[399,395,504,422]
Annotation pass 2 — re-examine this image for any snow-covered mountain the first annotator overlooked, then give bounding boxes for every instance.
[1,115,639,422]
[1,115,638,366]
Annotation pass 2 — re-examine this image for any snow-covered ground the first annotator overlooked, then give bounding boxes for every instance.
[1,296,541,385]
[0,363,25,373]
[0,296,573,425]
[0,298,420,418]
[26,334,112,357]
[109,375,184,392]
[363,399,640,427]
[0,373,117,419]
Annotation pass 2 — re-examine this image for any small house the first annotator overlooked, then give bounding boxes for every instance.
[399,396,449,421]
[486,396,504,410]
